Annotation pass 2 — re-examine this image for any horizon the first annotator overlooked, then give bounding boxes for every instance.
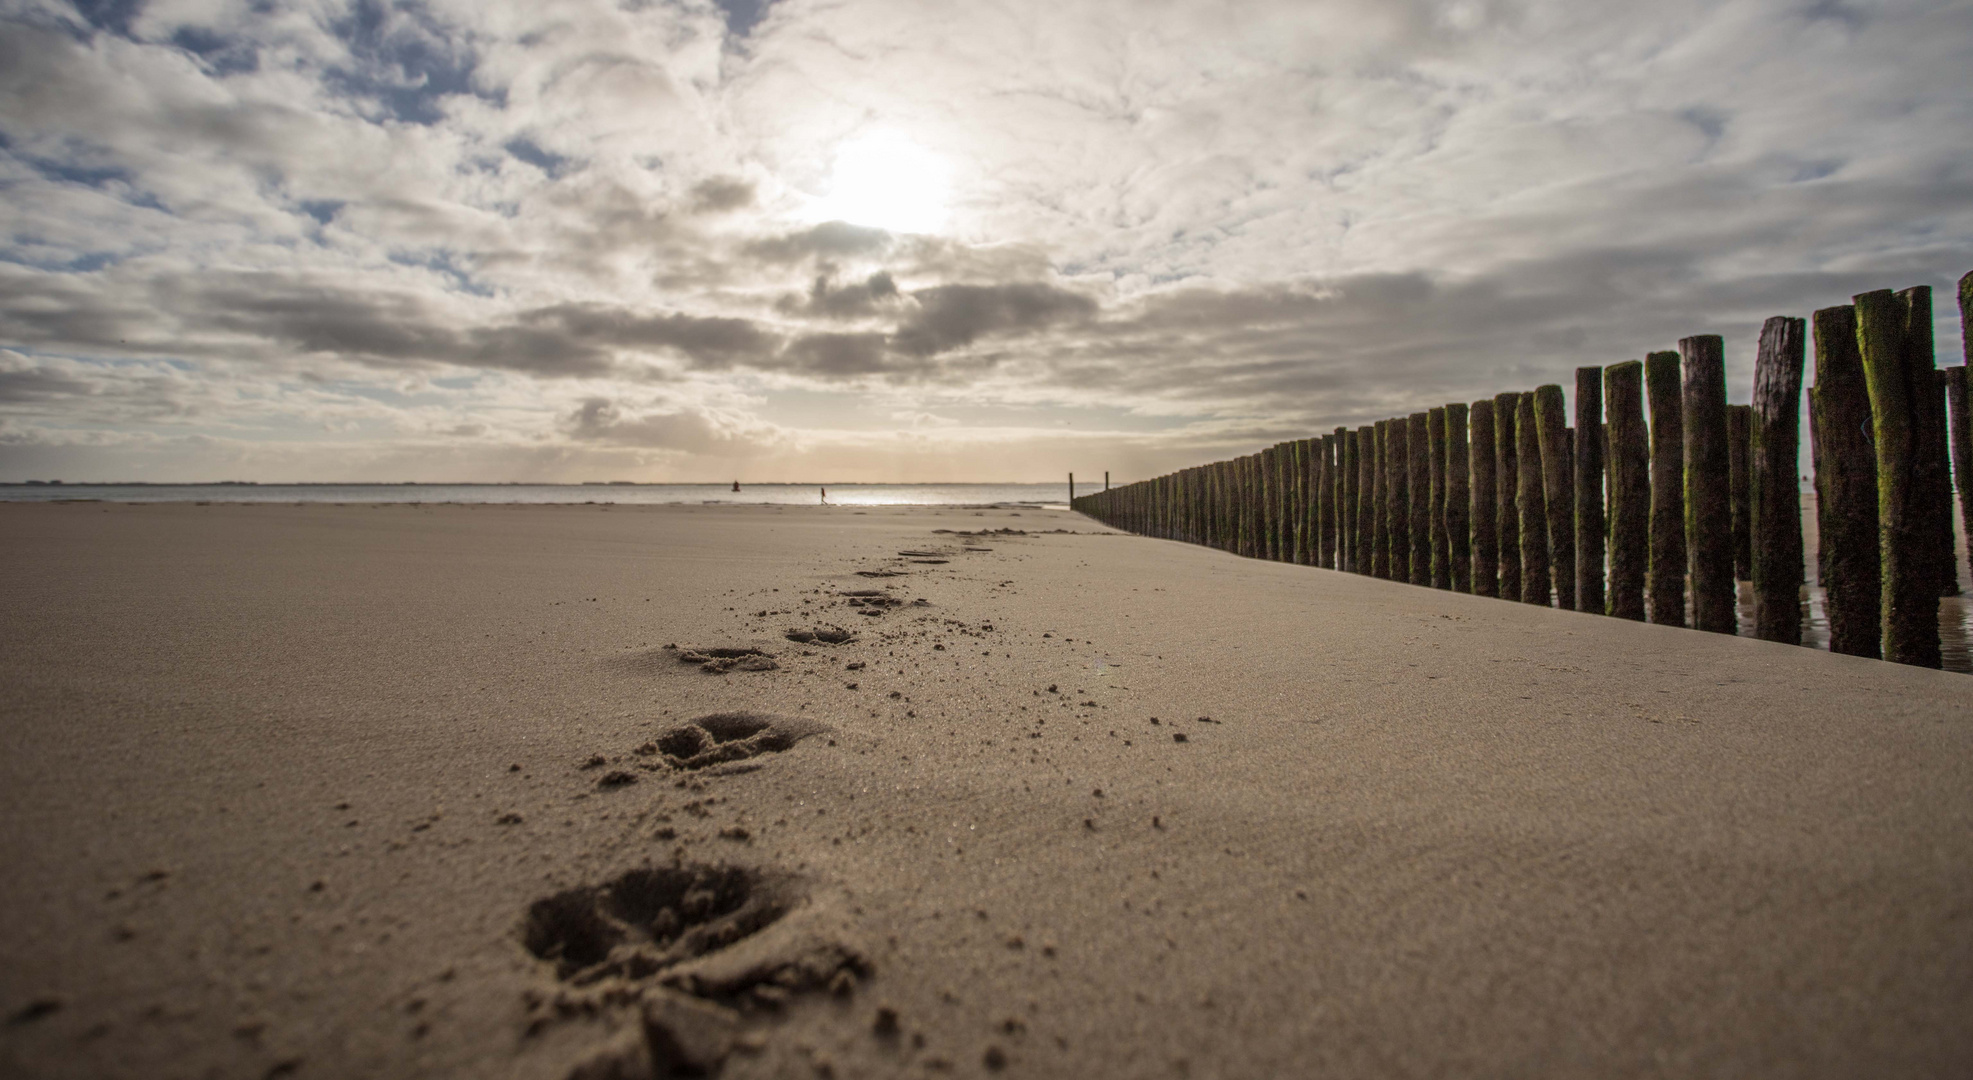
[2,1,1969,484]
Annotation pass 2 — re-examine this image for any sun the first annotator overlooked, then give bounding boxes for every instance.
[810,132,951,235]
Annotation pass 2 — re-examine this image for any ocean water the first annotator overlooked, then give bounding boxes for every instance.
[0,482,1074,508]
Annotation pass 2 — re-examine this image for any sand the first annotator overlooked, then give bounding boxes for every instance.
[1,500,1969,1079]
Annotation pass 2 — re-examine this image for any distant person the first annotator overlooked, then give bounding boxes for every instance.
[732,480,740,492]
[820,486,827,504]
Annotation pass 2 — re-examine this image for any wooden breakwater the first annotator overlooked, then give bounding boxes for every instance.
[1072,274,1973,669]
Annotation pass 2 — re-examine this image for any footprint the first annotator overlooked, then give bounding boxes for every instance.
[674,647,778,674]
[854,569,906,578]
[784,626,856,645]
[640,712,828,773]
[524,864,788,985]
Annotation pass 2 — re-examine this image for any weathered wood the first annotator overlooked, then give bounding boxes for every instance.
[1516,392,1551,605]
[1949,367,1972,588]
[1445,404,1471,593]
[1340,430,1357,571]
[1605,361,1649,621]
[1388,419,1412,583]
[1681,335,1735,634]
[1316,435,1334,568]
[1302,438,1319,566]
[1646,351,1686,626]
[1728,405,1752,581]
[1356,425,1376,575]
[1856,287,1942,667]
[1469,399,1498,597]
[1408,412,1432,586]
[1574,367,1606,616]
[1535,384,1575,610]
[1372,420,1391,579]
[1494,392,1522,602]
[1810,305,1879,657]
[1909,304,1958,599]
[1263,445,1281,561]
[1750,317,1806,645]
[1428,407,1450,589]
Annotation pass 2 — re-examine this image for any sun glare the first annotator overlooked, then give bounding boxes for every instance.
[811,133,951,235]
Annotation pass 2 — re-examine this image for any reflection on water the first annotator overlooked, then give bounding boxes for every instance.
[1733,492,1971,674]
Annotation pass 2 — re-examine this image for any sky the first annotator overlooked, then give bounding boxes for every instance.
[1,0,1969,483]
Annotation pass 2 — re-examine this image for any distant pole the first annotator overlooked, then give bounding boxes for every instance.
[1535,385,1575,611]
[1949,364,1973,588]
[1682,335,1735,634]
[1408,412,1431,586]
[1388,418,1413,582]
[1357,425,1377,576]
[1069,472,1075,505]
[1320,433,1339,569]
[1605,361,1650,621]
[1810,305,1880,657]
[1516,392,1550,605]
[1445,404,1471,592]
[1646,351,1686,626]
[1856,287,1942,667]
[1574,367,1606,617]
[1469,399,1498,597]
[1340,430,1358,572]
[1105,471,1110,491]
[1373,420,1392,579]
[1727,406,1752,581]
[1750,316,1806,645]
[1428,407,1450,590]
[1494,392,1522,603]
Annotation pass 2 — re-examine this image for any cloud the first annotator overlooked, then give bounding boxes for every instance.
[891,282,1097,357]
[562,396,781,455]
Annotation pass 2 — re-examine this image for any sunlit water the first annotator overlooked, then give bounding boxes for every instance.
[0,482,1073,508]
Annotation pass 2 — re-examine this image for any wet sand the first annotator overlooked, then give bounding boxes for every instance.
[1,501,1969,1079]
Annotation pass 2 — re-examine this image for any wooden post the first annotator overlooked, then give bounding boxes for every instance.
[1682,335,1735,634]
[1948,366,1972,589]
[1069,473,1075,504]
[1574,367,1606,617]
[1341,430,1358,572]
[1428,407,1450,589]
[1371,421,1390,578]
[1727,406,1752,581]
[1810,305,1880,657]
[1750,316,1806,645]
[1262,446,1280,561]
[1387,418,1411,582]
[1320,434,1338,568]
[1105,471,1110,491]
[1535,385,1575,610]
[1469,399,1498,597]
[1356,425,1376,575]
[1408,412,1431,586]
[1856,287,1942,667]
[1298,439,1316,565]
[1445,404,1471,593]
[1515,392,1550,605]
[1646,351,1686,626]
[1494,392,1522,602]
[1606,361,1650,621]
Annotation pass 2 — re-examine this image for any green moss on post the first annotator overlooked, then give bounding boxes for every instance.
[1728,405,1752,581]
[1574,367,1606,616]
[1646,351,1686,626]
[1469,399,1498,597]
[1444,404,1471,593]
[1428,407,1450,589]
[1856,288,1942,667]
[1681,335,1735,634]
[1809,305,1880,657]
[1751,318,1806,645]
[1515,393,1550,605]
[1408,412,1431,586]
[1372,421,1391,578]
[1494,392,1522,602]
[1388,418,1411,583]
[1340,430,1358,571]
[1534,385,1575,610]
[1605,361,1649,621]
[1356,425,1376,575]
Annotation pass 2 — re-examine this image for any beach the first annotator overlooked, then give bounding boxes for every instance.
[2,500,1969,1079]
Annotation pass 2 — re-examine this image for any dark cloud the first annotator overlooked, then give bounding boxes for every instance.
[563,397,770,454]
[742,221,892,264]
[891,282,1098,357]
[777,270,900,319]
[780,332,890,376]
[689,176,755,214]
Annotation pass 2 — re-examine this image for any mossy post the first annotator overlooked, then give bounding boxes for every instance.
[1428,407,1450,589]
[1727,405,1752,581]
[1910,301,1958,599]
[1469,399,1498,597]
[1809,306,1879,657]
[1340,430,1357,571]
[1263,446,1281,561]
[1302,439,1320,566]
[1751,316,1806,645]
[1444,404,1471,593]
[1316,435,1333,568]
[1605,361,1649,621]
[1534,385,1575,611]
[1332,428,1349,570]
[1515,393,1551,605]
[1390,418,1414,582]
[1372,420,1391,579]
[1494,392,1522,602]
[1855,288,1942,667]
[1682,335,1735,634]
[1574,367,1606,616]
[1408,412,1432,586]
[1357,424,1376,575]
[1948,368,1972,587]
[1646,351,1687,626]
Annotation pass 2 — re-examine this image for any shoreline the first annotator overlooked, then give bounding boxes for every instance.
[3,502,1969,1078]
